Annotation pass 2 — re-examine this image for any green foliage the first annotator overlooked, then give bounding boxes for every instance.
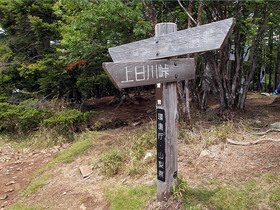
[173,176,188,199]
[43,109,94,126]
[0,0,280,108]
[0,101,95,134]
[101,149,124,176]
[172,174,280,209]
[0,102,50,132]
[269,187,280,209]
[105,184,156,210]
[53,137,94,164]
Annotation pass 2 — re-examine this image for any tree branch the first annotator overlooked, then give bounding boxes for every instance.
[177,0,198,26]
[0,55,43,67]
[227,138,280,146]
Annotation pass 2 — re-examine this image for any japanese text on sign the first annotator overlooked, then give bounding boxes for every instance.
[121,64,169,84]
[157,109,166,182]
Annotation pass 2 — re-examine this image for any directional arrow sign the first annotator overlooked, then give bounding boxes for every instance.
[109,18,235,62]
[103,58,195,89]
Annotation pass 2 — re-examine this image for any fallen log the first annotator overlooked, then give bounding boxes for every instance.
[226,138,280,146]
[254,129,280,136]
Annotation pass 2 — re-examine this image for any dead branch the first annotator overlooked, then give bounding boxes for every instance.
[18,88,49,95]
[254,129,280,136]
[226,138,280,146]
[177,0,198,26]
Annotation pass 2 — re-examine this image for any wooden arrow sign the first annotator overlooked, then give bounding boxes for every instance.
[103,58,195,89]
[109,18,235,62]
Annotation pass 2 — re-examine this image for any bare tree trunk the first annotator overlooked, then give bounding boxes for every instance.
[275,36,280,90]
[238,11,266,109]
[177,81,186,121]
[177,0,202,121]
[141,0,157,32]
[201,63,211,110]
[268,27,273,91]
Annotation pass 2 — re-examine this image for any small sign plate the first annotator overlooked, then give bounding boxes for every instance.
[157,109,166,182]
[103,58,195,89]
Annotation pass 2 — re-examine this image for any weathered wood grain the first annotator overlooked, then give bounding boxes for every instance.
[103,58,195,89]
[109,18,235,62]
[155,23,178,202]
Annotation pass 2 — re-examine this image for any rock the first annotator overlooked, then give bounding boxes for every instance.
[5,181,15,186]
[144,153,152,160]
[271,122,280,129]
[146,109,154,114]
[79,166,93,178]
[255,120,262,124]
[261,92,270,97]
[131,122,142,127]
[80,204,87,210]
[0,194,7,200]
[199,150,215,158]
[5,188,14,193]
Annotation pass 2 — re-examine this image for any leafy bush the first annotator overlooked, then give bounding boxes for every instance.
[101,150,124,176]
[0,102,95,133]
[43,109,94,126]
[0,102,51,132]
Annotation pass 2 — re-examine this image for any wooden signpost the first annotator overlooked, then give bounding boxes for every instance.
[103,18,235,201]
[103,58,195,89]
[109,18,235,62]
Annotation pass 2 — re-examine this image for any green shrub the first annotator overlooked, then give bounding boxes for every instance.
[101,150,124,176]
[0,102,51,132]
[0,102,95,134]
[43,109,84,126]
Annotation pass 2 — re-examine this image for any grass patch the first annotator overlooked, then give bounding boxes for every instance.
[9,203,43,210]
[105,184,156,209]
[269,187,280,209]
[179,119,254,147]
[101,149,124,176]
[22,174,52,197]
[173,174,280,209]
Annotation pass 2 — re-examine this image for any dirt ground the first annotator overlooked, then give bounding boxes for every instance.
[0,92,280,209]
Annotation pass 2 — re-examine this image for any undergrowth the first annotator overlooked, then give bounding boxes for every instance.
[105,184,157,209]
[179,119,252,148]
[0,99,96,145]
[172,174,280,209]
[22,174,52,197]
[99,127,157,177]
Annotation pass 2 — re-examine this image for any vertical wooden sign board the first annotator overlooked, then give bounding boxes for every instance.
[155,23,178,201]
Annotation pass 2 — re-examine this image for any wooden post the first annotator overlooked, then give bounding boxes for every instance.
[155,23,178,201]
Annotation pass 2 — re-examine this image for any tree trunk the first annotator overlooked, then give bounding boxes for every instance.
[268,28,273,91]
[275,36,280,90]
[238,13,266,109]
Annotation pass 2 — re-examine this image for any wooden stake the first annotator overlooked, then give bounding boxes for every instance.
[155,23,178,201]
